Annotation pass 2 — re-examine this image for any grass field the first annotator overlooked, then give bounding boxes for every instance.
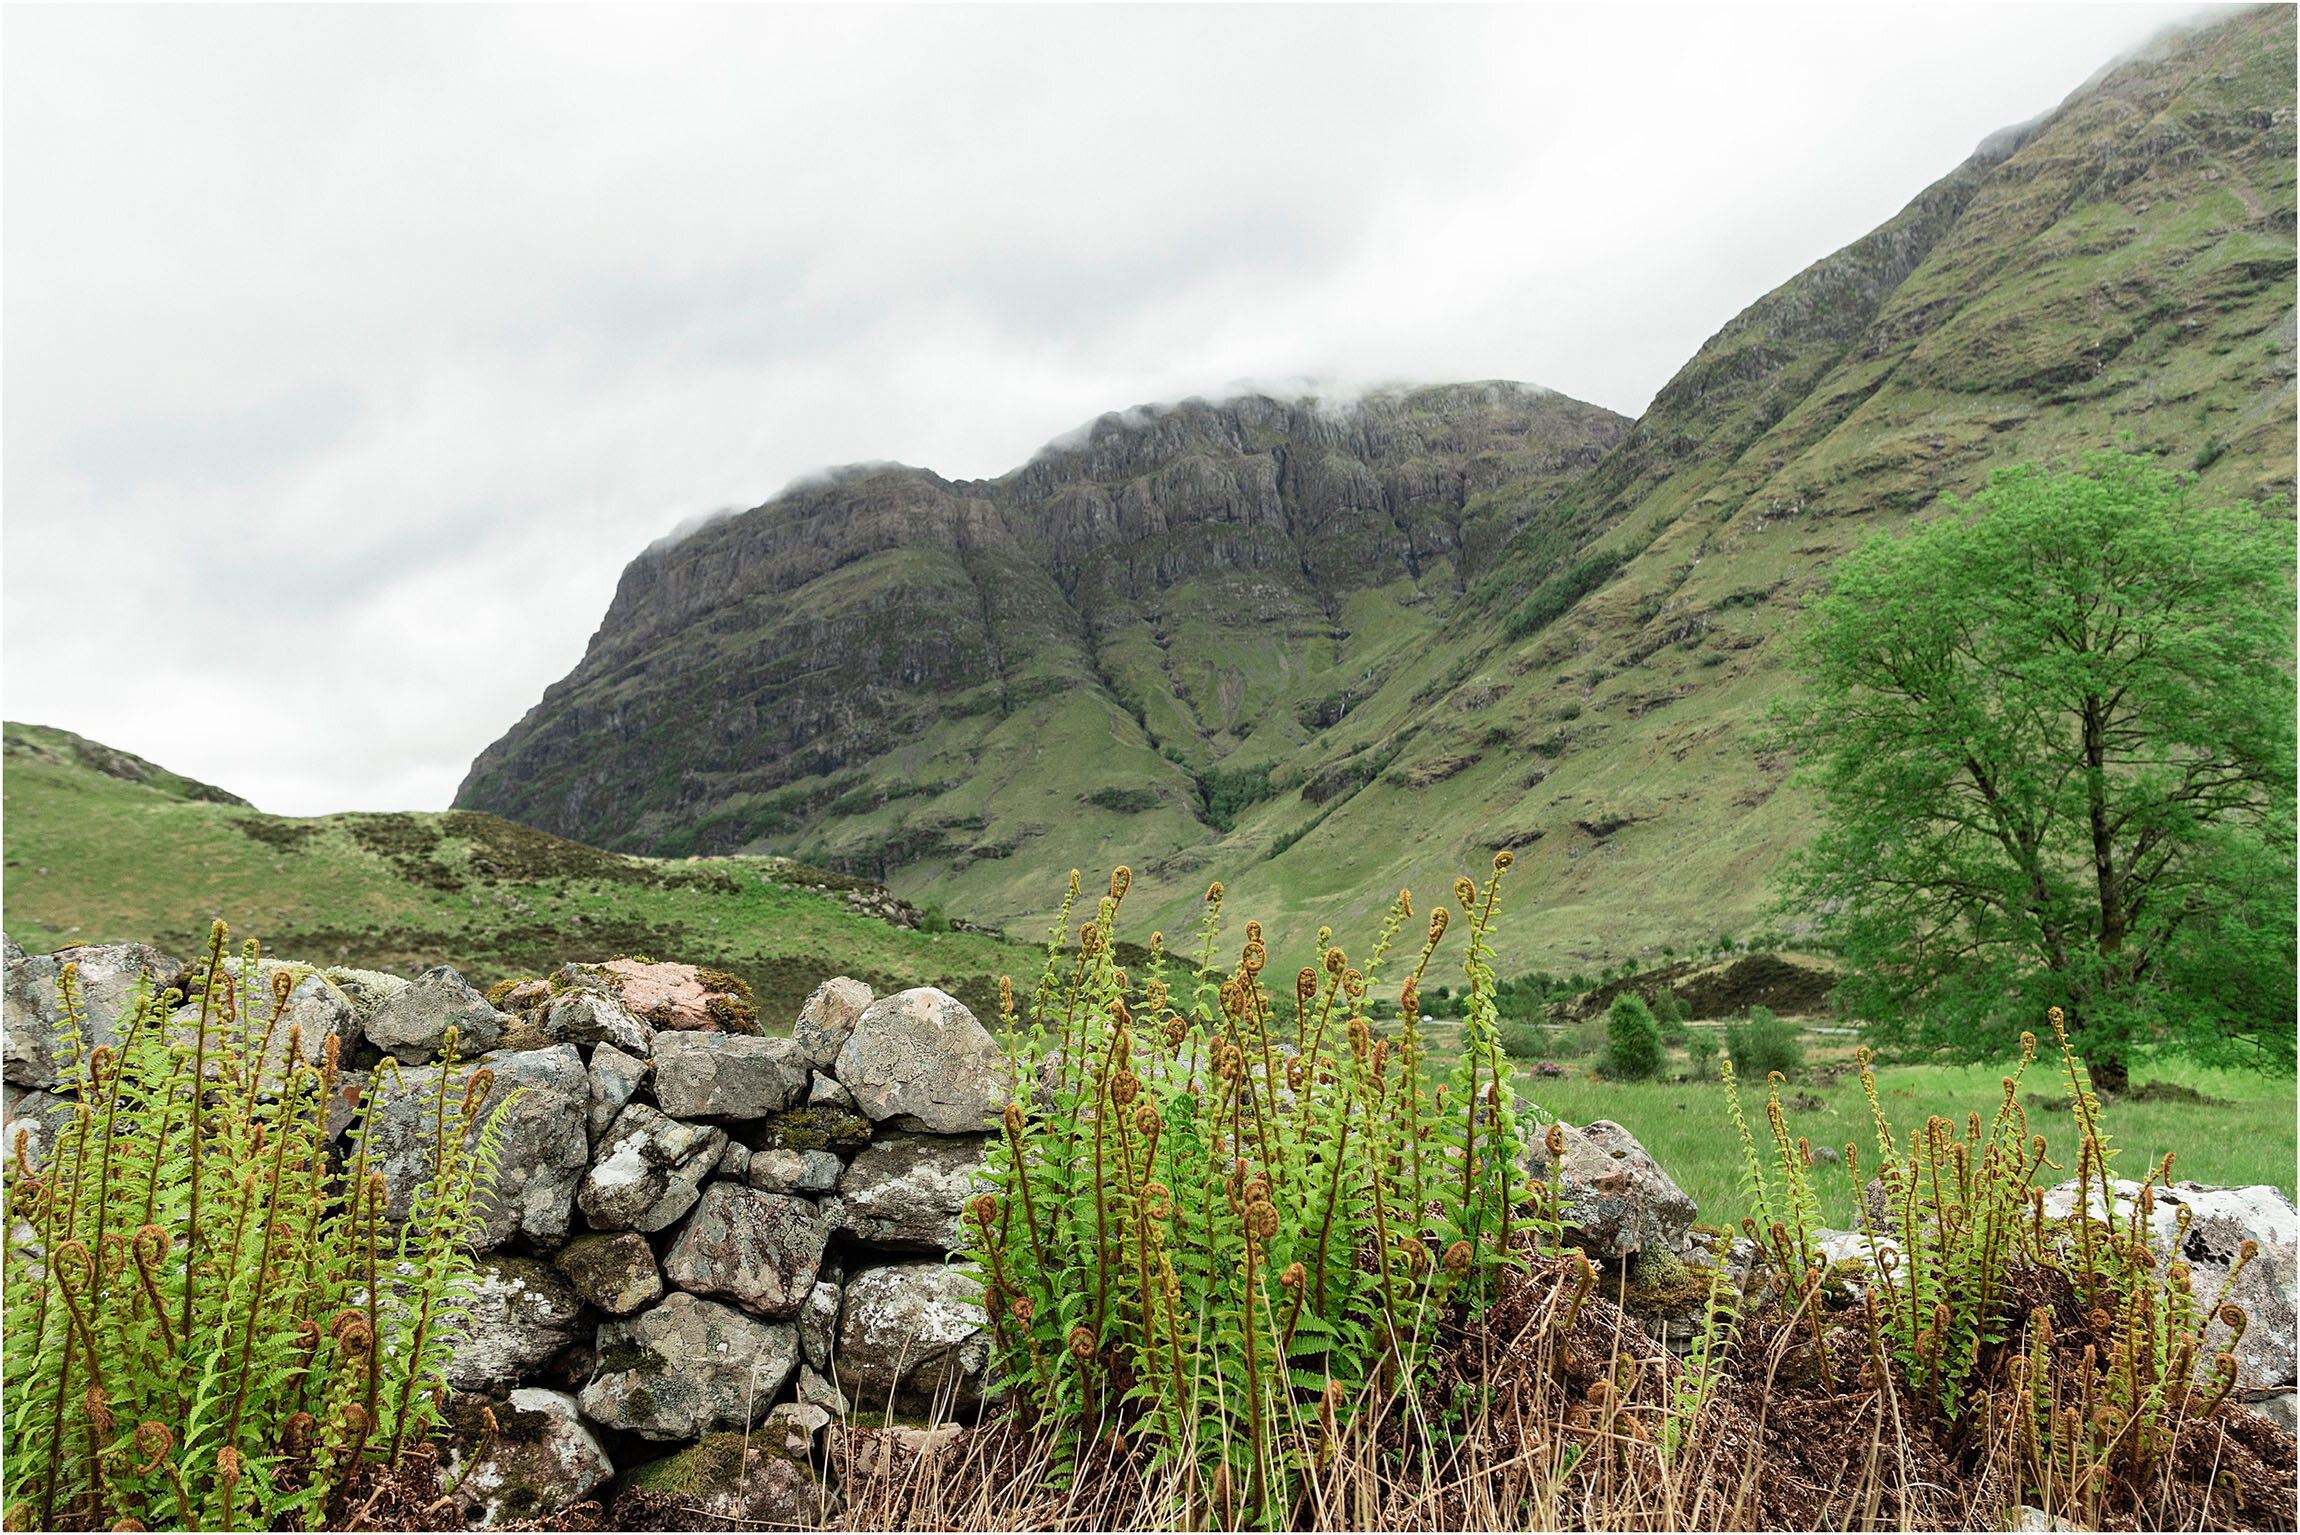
[3,722,1046,1025]
[1505,1038,2297,1233]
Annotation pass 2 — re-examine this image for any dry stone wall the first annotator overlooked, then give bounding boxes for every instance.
[6,938,2295,1520]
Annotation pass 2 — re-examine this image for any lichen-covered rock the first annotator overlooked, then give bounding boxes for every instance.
[445,1257,591,1390]
[4,941,185,1089]
[620,1429,838,1525]
[747,1105,874,1156]
[554,1231,664,1317]
[1521,1118,1697,1259]
[748,1147,843,1195]
[2041,1178,2297,1392]
[810,1070,858,1111]
[365,965,510,1062]
[367,1045,589,1250]
[445,1388,614,1528]
[718,1140,752,1181]
[1,1085,78,1170]
[836,988,1005,1133]
[799,1278,841,1370]
[663,1185,828,1319]
[653,1032,810,1120]
[546,990,652,1055]
[578,1103,726,1232]
[795,977,873,1072]
[829,1133,991,1253]
[586,1043,647,1141]
[798,1361,849,1415]
[578,1292,799,1440]
[167,965,358,1093]
[835,1261,991,1416]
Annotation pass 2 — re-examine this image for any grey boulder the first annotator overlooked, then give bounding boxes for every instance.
[367,1045,590,1250]
[4,941,185,1089]
[652,1032,810,1120]
[835,1261,993,1416]
[1522,1118,1698,1260]
[578,1103,726,1233]
[799,1278,841,1370]
[579,1291,799,1440]
[829,1133,992,1253]
[544,990,652,1055]
[663,1184,828,1320]
[168,965,358,1093]
[446,1388,613,1527]
[809,1071,858,1111]
[748,1147,843,1195]
[586,1043,648,1141]
[554,1231,664,1317]
[795,977,873,1072]
[2040,1178,2297,1392]
[835,987,1005,1133]
[445,1257,591,1390]
[365,965,510,1062]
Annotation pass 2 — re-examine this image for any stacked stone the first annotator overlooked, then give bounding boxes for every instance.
[3,942,1010,1528]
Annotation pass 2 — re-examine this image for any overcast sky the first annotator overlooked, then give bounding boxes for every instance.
[5,3,2218,817]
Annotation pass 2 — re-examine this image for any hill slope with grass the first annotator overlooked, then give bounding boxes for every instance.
[2,721,1041,1025]
[469,7,2293,975]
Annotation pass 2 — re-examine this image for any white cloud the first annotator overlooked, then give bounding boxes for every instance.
[2,2,2215,814]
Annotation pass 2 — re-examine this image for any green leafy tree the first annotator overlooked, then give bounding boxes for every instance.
[1774,452,2296,1087]
[1601,994,1664,1081]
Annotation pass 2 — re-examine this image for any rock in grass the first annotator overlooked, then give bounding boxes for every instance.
[828,1133,991,1254]
[835,987,1005,1133]
[445,1257,592,1391]
[652,1032,810,1119]
[795,977,873,1072]
[619,1428,838,1525]
[662,1184,828,1319]
[445,1388,614,1527]
[366,1045,590,1250]
[579,1291,799,1440]
[554,1231,664,1317]
[2041,1178,2297,1392]
[4,940,186,1089]
[365,964,511,1062]
[578,1103,726,1233]
[1520,1118,1697,1260]
[834,1261,992,1417]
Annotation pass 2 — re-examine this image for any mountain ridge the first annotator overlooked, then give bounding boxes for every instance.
[459,6,2296,971]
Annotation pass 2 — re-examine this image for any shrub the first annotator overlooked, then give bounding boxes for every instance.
[1601,994,1665,1081]
[1651,988,1689,1044]
[1724,1005,1802,1079]
[1685,1026,1720,1078]
[1,923,513,1531]
[1497,1015,1545,1059]
[920,901,952,934]
[969,859,1535,1527]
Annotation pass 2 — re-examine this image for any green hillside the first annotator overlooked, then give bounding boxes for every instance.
[451,7,2290,974]
[2,723,1040,1026]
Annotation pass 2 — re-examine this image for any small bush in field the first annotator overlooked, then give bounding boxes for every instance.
[1497,1014,1546,1058]
[1651,988,1689,1044]
[1601,994,1664,1081]
[1725,1005,1803,1079]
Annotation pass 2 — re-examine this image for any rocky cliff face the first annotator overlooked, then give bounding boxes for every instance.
[456,383,1627,872]
[462,7,2294,969]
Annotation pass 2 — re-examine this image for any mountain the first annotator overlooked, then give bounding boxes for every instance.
[2,724,1040,1023]
[459,7,2296,974]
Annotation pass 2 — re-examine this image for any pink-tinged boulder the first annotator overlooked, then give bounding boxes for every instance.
[599,959,729,1032]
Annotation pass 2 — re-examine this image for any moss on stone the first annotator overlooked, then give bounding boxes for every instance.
[597,1339,669,1376]
[758,1107,872,1154]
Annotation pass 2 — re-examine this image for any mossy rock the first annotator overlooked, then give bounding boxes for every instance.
[754,1106,873,1154]
[1619,1249,1730,1321]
